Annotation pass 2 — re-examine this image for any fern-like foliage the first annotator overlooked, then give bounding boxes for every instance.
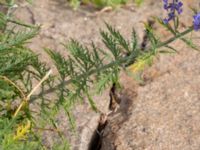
[41,23,143,115]
[0,3,54,149]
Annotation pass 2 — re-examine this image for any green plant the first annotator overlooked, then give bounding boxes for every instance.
[0,1,70,149]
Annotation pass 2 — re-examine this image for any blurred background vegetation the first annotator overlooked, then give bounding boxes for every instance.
[68,0,144,9]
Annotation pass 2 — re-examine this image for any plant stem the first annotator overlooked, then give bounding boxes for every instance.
[7,19,37,29]
[30,26,194,101]
[156,26,193,48]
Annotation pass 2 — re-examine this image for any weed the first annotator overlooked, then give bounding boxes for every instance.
[0,0,200,149]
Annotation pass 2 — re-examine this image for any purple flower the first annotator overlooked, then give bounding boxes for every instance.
[163,0,183,24]
[193,13,200,31]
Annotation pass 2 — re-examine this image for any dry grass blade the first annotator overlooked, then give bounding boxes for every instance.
[13,69,52,117]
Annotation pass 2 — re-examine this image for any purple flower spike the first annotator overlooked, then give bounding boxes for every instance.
[193,13,200,31]
[163,0,183,24]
